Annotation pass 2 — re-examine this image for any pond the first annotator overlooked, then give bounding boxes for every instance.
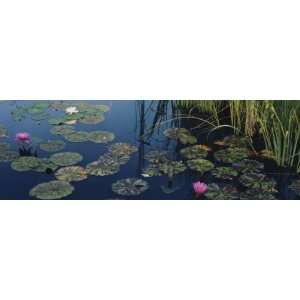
[0,100,299,200]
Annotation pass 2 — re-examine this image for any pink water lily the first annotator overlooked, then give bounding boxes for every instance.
[16,132,31,144]
[193,181,208,196]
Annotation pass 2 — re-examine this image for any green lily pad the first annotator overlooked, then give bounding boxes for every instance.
[55,166,88,182]
[164,128,197,144]
[214,135,248,147]
[0,127,8,137]
[80,113,105,124]
[31,111,50,121]
[239,189,277,200]
[86,154,120,176]
[233,159,264,173]
[205,183,239,200]
[93,104,110,112]
[88,131,115,143]
[211,166,238,180]
[214,147,250,164]
[11,106,28,122]
[142,160,186,177]
[11,156,41,172]
[0,142,11,151]
[50,152,83,166]
[107,143,138,156]
[288,179,300,196]
[64,131,89,143]
[180,145,208,159]
[239,172,277,192]
[30,102,50,110]
[48,117,66,125]
[32,158,59,173]
[186,159,214,174]
[29,180,74,199]
[40,140,66,152]
[50,125,75,136]
[144,150,168,163]
[0,150,19,162]
[112,178,149,196]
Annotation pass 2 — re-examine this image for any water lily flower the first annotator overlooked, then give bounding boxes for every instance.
[16,132,31,144]
[65,106,79,115]
[193,181,208,196]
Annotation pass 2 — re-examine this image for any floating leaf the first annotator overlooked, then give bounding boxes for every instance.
[239,189,277,200]
[0,127,8,137]
[48,117,66,125]
[0,150,19,162]
[55,166,88,182]
[88,131,115,143]
[50,152,83,166]
[205,183,239,200]
[180,145,208,159]
[214,147,250,164]
[164,128,197,144]
[31,111,50,121]
[112,178,149,196]
[186,159,214,174]
[86,154,120,176]
[64,131,89,143]
[50,125,75,136]
[32,158,58,173]
[211,166,238,180]
[144,150,168,163]
[214,135,248,147]
[107,143,138,156]
[29,180,74,199]
[40,140,66,152]
[80,113,105,124]
[239,172,277,192]
[288,179,300,196]
[233,159,264,173]
[142,160,186,177]
[11,156,41,171]
[0,142,11,151]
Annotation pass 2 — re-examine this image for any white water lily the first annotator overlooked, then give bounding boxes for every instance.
[65,106,79,115]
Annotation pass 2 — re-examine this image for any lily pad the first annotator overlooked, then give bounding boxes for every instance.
[180,145,208,159]
[164,128,197,144]
[80,113,105,124]
[88,131,115,143]
[288,179,300,196]
[0,142,11,151]
[64,131,89,143]
[186,159,214,174]
[50,125,75,136]
[40,140,66,152]
[233,159,264,173]
[211,166,238,180]
[0,150,19,162]
[11,156,41,172]
[107,143,138,156]
[29,180,74,199]
[112,178,149,196]
[50,152,83,166]
[214,147,250,164]
[239,172,277,192]
[144,150,168,163]
[48,117,66,125]
[239,189,277,200]
[32,158,59,173]
[86,154,120,176]
[11,106,28,122]
[142,160,186,177]
[214,135,248,147]
[205,183,239,200]
[0,127,8,137]
[55,166,88,182]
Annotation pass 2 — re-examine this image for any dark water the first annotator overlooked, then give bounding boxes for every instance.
[0,100,298,200]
